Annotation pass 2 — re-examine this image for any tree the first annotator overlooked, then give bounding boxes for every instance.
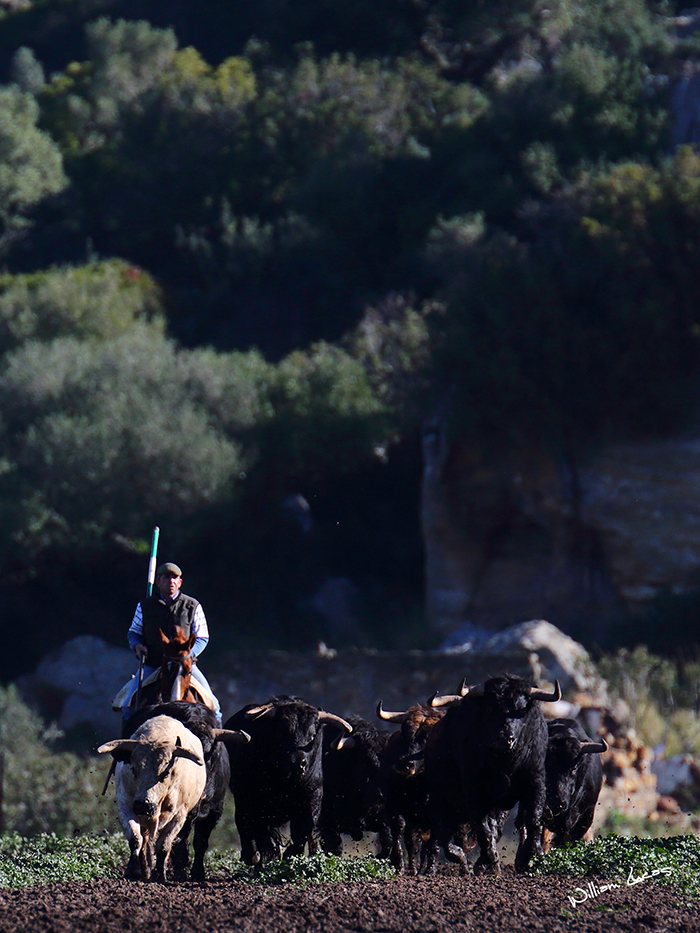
[0,259,164,354]
[0,84,66,249]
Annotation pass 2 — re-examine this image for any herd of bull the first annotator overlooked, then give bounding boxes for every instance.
[98,673,607,883]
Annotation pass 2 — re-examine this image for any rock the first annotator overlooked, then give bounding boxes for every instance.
[651,754,700,810]
[581,437,700,605]
[475,620,607,699]
[16,620,604,743]
[16,635,134,740]
[310,577,364,645]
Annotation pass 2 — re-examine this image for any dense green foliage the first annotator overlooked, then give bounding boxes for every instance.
[0,685,119,835]
[0,833,394,889]
[531,834,700,900]
[598,646,700,756]
[0,1,696,667]
[210,851,396,886]
[0,833,127,888]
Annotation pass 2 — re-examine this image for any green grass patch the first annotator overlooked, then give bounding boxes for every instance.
[530,834,700,899]
[207,851,397,886]
[0,833,128,888]
[0,835,396,889]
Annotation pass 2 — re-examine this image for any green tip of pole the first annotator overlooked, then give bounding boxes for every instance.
[147,526,160,596]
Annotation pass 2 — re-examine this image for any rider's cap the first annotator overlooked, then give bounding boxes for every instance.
[156,562,182,578]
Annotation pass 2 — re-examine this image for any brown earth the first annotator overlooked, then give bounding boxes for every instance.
[0,868,697,933]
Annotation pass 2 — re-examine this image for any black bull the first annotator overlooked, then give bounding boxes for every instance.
[424,674,561,874]
[542,717,607,848]
[224,695,352,866]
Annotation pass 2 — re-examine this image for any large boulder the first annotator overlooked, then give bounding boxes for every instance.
[16,635,134,740]
[16,620,604,742]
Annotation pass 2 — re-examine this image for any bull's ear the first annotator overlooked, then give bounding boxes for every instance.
[212,729,251,744]
[172,746,204,766]
[159,628,170,646]
[97,739,138,762]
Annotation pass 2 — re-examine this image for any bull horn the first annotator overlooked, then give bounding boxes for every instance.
[529,680,562,702]
[580,738,608,754]
[97,738,139,761]
[459,678,471,697]
[245,703,276,720]
[317,711,353,733]
[173,746,204,766]
[376,701,410,723]
[428,692,463,708]
[212,729,251,744]
[335,735,356,751]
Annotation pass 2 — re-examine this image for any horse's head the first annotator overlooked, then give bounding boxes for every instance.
[159,625,196,661]
[158,627,197,701]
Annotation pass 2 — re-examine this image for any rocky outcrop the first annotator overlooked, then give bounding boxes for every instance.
[17,620,602,743]
[421,431,700,641]
[580,438,700,605]
[15,635,136,738]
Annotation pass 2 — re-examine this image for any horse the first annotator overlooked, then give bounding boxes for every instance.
[131,625,214,712]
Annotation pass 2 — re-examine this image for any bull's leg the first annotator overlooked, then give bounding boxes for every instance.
[572,805,596,843]
[287,811,318,857]
[473,811,503,875]
[432,818,470,875]
[124,820,145,880]
[419,832,439,876]
[258,833,281,866]
[236,811,259,866]
[388,813,406,873]
[288,788,322,857]
[321,826,343,856]
[153,818,187,883]
[171,818,192,883]
[376,818,393,861]
[514,780,545,872]
[141,832,155,881]
[191,810,221,882]
[456,823,474,857]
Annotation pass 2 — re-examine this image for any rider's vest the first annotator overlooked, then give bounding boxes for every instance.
[140,593,200,667]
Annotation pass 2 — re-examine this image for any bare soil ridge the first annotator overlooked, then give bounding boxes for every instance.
[0,868,696,933]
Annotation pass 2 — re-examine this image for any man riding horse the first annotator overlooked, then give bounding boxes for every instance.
[120,562,222,725]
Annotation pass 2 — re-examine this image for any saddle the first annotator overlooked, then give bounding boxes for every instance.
[111,669,217,713]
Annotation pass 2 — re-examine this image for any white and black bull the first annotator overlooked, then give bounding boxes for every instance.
[121,701,249,880]
[224,695,352,866]
[425,674,561,875]
[99,712,248,881]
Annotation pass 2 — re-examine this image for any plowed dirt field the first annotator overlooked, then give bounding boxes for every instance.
[0,867,697,933]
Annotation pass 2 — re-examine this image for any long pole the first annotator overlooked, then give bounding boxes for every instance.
[138,526,160,707]
[147,526,160,597]
[103,526,160,796]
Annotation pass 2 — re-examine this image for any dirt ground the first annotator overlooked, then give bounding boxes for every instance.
[0,867,697,933]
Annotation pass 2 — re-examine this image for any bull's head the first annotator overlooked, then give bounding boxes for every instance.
[242,699,352,777]
[544,731,607,818]
[98,734,205,821]
[377,702,443,777]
